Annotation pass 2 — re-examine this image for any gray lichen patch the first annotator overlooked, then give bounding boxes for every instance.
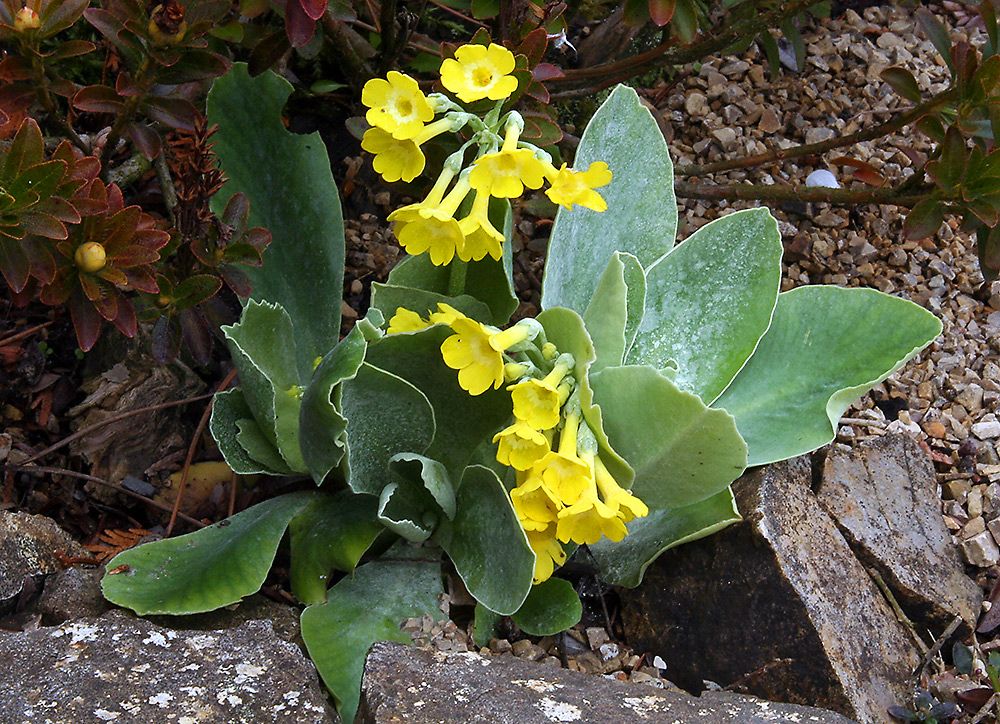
[0,615,338,724]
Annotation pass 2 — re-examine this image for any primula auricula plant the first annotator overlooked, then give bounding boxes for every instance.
[101,51,943,723]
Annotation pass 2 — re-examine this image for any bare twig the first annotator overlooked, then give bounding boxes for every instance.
[3,464,206,528]
[911,615,963,679]
[867,567,930,657]
[0,321,53,348]
[969,693,998,724]
[21,391,217,465]
[165,368,238,537]
[673,180,933,207]
[674,89,956,177]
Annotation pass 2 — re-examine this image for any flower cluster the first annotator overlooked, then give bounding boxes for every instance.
[387,304,648,584]
[361,42,612,266]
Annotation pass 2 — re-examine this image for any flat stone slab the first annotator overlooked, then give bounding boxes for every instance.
[620,456,921,724]
[0,614,338,724]
[358,641,859,724]
[818,435,981,630]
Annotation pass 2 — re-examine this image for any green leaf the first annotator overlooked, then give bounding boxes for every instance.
[473,602,501,647]
[881,67,922,103]
[236,416,296,474]
[917,8,954,70]
[759,30,781,78]
[299,325,369,485]
[589,487,741,587]
[370,284,493,325]
[715,286,942,466]
[208,63,344,379]
[590,366,747,508]
[210,388,290,474]
[223,300,306,472]
[627,208,782,403]
[288,491,382,605]
[903,198,946,240]
[542,85,677,314]
[583,252,646,373]
[382,200,517,326]
[389,452,456,519]
[102,491,319,614]
[433,465,534,615]
[339,362,436,495]
[537,308,633,489]
[780,20,805,72]
[301,549,443,722]
[364,327,512,483]
[378,482,437,542]
[511,578,582,635]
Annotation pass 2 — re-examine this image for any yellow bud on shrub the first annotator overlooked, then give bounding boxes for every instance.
[14,7,40,31]
[74,242,107,273]
[147,3,187,45]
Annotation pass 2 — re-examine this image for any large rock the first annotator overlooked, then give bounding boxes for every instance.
[620,456,921,724]
[0,614,338,723]
[0,510,89,612]
[818,435,981,630]
[358,641,858,724]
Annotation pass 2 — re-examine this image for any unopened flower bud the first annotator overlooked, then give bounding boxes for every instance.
[14,6,40,31]
[541,342,558,361]
[147,2,187,45]
[504,362,527,383]
[74,242,107,273]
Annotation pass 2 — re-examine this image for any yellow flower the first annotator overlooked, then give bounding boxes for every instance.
[387,308,429,334]
[361,128,425,183]
[594,455,648,523]
[392,175,473,265]
[545,162,613,212]
[362,71,435,140]
[556,490,628,545]
[536,412,593,505]
[508,357,573,430]
[470,124,548,198]
[428,303,466,326]
[526,528,566,584]
[441,320,533,396]
[361,118,456,183]
[440,43,519,104]
[458,190,504,262]
[494,421,549,471]
[510,473,561,531]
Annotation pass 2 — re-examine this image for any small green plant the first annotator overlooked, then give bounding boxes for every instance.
[101,60,941,723]
[889,689,958,724]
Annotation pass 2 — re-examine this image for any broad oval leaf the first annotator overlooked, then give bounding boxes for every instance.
[590,365,747,509]
[301,548,443,722]
[210,388,290,475]
[714,285,942,467]
[589,487,741,587]
[223,299,306,472]
[542,85,677,314]
[627,208,782,403]
[299,325,369,485]
[289,491,382,605]
[101,491,319,614]
[433,465,534,615]
[208,64,345,379]
[583,251,646,373]
[339,362,435,495]
[511,577,582,635]
[363,327,511,483]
